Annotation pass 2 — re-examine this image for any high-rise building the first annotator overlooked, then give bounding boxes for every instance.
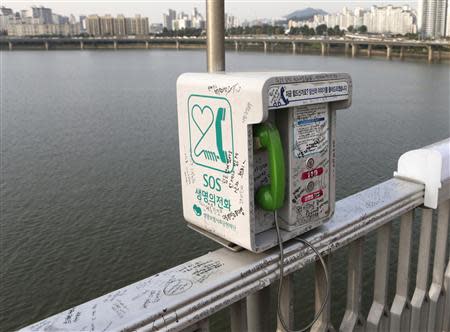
[447,5,450,36]
[115,15,126,36]
[31,6,53,24]
[69,14,77,25]
[0,6,13,16]
[20,10,29,19]
[163,9,176,30]
[7,22,81,36]
[79,15,87,32]
[100,15,114,36]
[225,14,239,29]
[418,0,448,38]
[150,23,163,34]
[191,7,205,29]
[86,15,101,36]
[52,14,69,25]
[363,5,416,35]
[124,15,149,35]
[133,15,149,35]
[290,5,416,35]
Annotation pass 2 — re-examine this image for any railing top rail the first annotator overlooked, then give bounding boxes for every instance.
[20,138,450,331]
[20,178,425,332]
[425,138,450,183]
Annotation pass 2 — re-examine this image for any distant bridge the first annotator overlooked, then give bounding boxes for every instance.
[1,36,449,61]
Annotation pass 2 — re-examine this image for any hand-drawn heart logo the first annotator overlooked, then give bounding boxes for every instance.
[191,104,214,157]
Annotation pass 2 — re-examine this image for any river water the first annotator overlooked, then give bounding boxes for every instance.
[1,50,449,331]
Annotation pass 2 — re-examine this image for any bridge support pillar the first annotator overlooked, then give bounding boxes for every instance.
[145,41,149,49]
[44,41,49,50]
[351,43,358,57]
[428,46,433,62]
[367,44,372,57]
[400,46,405,60]
[113,41,117,50]
[292,42,296,54]
[80,41,84,50]
[263,41,267,53]
[386,45,392,59]
[344,42,350,55]
[299,43,304,54]
[176,40,180,49]
[8,41,12,51]
[234,41,238,51]
[321,42,326,56]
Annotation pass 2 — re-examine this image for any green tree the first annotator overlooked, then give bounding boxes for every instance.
[315,24,327,35]
[333,25,343,36]
[357,25,367,33]
[347,25,354,32]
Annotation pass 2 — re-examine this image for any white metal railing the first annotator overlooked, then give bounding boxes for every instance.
[20,139,450,332]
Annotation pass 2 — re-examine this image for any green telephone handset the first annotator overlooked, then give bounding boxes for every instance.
[254,122,285,211]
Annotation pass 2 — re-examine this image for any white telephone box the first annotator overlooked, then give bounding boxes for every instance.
[177,72,352,252]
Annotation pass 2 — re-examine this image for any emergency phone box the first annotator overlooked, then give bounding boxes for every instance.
[177,72,352,252]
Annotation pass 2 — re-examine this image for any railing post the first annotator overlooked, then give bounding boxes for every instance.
[367,223,392,331]
[247,286,271,332]
[311,255,334,332]
[410,208,433,331]
[230,298,248,332]
[389,211,413,331]
[277,275,294,332]
[442,260,450,331]
[292,42,296,54]
[427,199,450,332]
[340,238,365,332]
[206,0,225,72]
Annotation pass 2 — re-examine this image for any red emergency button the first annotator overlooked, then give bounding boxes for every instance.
[301,189,323,203]
[301,167,324,180]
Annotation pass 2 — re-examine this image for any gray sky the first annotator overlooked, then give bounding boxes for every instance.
[3,1,417,22]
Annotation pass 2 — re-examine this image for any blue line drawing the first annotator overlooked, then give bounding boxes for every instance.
[188,94,235,174]
[215,107,228,164]
[192,104,214,158]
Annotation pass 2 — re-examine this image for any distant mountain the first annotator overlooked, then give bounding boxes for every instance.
[285,8,328,21]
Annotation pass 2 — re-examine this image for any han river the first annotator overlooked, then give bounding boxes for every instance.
[1,50,449,331]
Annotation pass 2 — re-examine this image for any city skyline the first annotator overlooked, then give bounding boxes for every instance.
[3,1,418,22]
